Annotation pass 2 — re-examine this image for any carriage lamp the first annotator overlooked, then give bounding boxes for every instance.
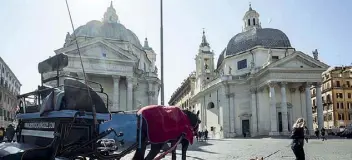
[118,132,124,137]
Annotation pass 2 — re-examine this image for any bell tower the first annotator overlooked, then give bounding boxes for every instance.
[195,29,215,87]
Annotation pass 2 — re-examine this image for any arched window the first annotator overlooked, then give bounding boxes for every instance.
[207,102,215,109]
[253,18,256,25]
[247,19,251,26]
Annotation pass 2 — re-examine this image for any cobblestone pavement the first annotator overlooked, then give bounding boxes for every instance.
[120,138,352,160]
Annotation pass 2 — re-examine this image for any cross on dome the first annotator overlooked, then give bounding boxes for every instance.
[200,28,209,47]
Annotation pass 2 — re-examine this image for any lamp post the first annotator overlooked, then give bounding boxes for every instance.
[160,0,165,105]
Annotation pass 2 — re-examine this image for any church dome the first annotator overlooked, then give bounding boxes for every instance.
[225,28,291,56]
[73,20,142,47]
[69,2,142,48]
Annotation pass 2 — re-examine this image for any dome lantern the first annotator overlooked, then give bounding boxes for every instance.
[103,1,119,23]
[243,3,261,32]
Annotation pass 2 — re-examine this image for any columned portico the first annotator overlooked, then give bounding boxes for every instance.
[305,82,314,133]
[112,75,120,112]
[269,82,278,135]
[315,82,324,130]
[280,82,289,133]
[127,77,133,110]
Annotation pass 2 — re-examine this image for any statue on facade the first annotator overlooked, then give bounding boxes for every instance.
[64,32,71,47]
[153,66,158,74]
[228,66,232,75]
[312,49,319,60]
[205,63,208,69]
[219,69,224,76]
[266,48,273,63]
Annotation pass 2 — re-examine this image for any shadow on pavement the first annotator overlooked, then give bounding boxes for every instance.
[174,152,205,160]
[186,141,217,154]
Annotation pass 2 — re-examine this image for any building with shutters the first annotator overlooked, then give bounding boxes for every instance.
[0,57,21,127]
[311,66,352,129]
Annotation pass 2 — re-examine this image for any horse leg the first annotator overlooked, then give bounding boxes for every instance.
[144,143,163,160]
[132,117,148,160]
[132,140,147,160]
[171,141,177,160]
[181,139,189,160]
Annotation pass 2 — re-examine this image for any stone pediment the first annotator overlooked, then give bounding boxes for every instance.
[57,39,137,62]
[79,42,133,61]
[270,51,329,69]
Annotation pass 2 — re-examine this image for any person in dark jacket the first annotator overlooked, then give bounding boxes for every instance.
[204,129,208,141]
[0,127,4,142]
[304,126,309,143]
[314,128,320,139]
[321,128,326,141]
[5,124,15,142]
[291,118,306,160]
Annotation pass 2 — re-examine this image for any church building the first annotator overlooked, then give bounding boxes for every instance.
[45,2,160,112]
[171,5,329,138]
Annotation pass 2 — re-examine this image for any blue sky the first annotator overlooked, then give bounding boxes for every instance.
[1,0,351,104]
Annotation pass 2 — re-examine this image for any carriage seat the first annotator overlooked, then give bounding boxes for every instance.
[39,88,65,115]
[62,78,109,113]
[37,78,109,115]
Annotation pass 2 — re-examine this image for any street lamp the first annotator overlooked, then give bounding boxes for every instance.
[160,0,164,105]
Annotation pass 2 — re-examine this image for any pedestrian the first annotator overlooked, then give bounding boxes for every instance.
[204,129,208,141]
[196,131,199,142]
[290,118,306,160]
[314,128,320,139]
[321,128,326,141]
[5,124,15,142]
[0,127,4,142]
[304,126,309,143]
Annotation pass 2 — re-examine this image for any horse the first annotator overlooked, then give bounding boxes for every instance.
[132,105,201,160]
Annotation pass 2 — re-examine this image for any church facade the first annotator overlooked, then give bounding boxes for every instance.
[45,2,160,112]
[172,5,329,138]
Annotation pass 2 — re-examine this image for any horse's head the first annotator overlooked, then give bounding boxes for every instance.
[183,110,201,134]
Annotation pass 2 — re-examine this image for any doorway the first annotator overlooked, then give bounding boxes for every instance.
[242,120,250,136]
[278,112,283,132]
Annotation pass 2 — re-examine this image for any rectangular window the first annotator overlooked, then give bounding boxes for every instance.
[272,56,279,60]
[337,103,339,109]
[237,59,247,70]
[340,93,343,98]
[336,81,341,87]
[348,93,351,99]
[341,103,344,109]
[347,81,351,87]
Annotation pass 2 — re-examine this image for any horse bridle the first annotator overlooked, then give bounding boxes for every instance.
[193,122,200,135]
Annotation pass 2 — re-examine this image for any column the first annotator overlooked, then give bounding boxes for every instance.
[112,75,120,112]
[226,93,235,134]
[269,82,278,135]
[127,77,133,111]
[280,82,289,133]
[315,82,324,130]
[148,82,153,105]
[250,88,258,136]
[305,82,314,133]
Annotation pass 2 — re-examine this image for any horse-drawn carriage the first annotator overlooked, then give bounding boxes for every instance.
[0,53,201,160]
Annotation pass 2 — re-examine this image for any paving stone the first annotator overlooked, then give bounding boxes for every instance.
[120,138,352,160]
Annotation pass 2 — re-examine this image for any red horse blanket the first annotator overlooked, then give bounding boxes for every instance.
[137,105,194,144]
